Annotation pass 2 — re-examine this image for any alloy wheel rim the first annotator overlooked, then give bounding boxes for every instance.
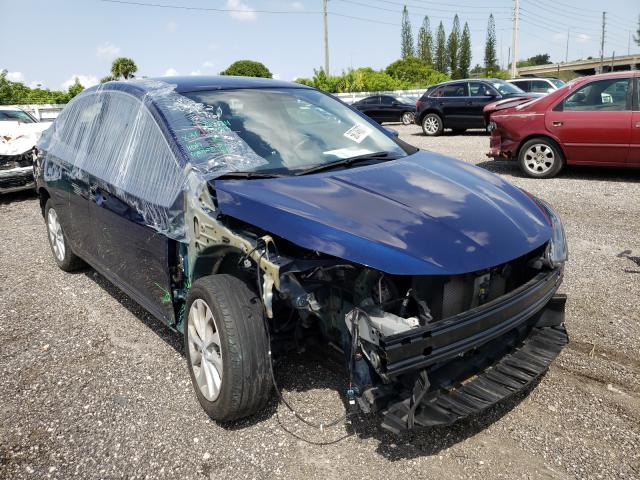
[424,116,439,134]
[47,208,65,262]
[402,112,414,125]
[524,144,555,174]
[188,299,223,401]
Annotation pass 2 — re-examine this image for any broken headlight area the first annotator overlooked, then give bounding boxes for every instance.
[265,241,567,433]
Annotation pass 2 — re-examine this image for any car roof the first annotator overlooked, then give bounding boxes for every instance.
[0,106,26,111]
[148,75,310,93]
[427,78,505,89]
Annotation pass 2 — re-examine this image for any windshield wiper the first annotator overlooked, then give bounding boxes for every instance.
[215,171,284,180]
[295,151,399,176]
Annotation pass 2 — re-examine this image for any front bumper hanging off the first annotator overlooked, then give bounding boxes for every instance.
[369,270,569,433]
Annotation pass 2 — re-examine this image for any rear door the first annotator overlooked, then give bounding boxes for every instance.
[430,82,469,128]
[630,76,640,165]
[546,77,632,164]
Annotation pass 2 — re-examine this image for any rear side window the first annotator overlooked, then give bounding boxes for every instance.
[431,83,468,97]
[511,80,530,92]
[530,80,551,93]
[563,78,630,112]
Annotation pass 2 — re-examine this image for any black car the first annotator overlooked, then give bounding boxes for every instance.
[352,94,416,125]
[415,79,534,136]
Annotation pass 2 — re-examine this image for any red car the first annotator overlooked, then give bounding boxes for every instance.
[485,72,640,178]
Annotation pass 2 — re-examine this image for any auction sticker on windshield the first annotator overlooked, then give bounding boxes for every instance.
[344,124,372,144]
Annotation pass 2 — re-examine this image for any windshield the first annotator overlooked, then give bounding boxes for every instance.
[181,88,406,175]
[550,78,565,88]
[0,109,36,123]
[490,80,525,95]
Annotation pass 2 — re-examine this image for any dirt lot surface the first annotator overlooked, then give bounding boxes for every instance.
[1,125,639,479]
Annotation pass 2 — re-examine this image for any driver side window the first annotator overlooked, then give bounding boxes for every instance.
[563,78,630,112]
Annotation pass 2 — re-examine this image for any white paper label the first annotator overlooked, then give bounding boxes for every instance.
[343,124,372,144]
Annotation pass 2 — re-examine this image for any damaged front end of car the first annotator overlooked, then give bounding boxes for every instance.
[184,175,569,434]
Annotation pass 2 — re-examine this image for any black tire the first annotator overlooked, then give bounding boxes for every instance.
[421,113,444,136]
[518,137,565,179]
[401,111,415,125]
[44,199,84,272]
[184,274,271,422]
[451,128,466,135]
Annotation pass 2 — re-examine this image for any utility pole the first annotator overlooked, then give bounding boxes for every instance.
[510,0,520,77]
[565,27,570,63]
[611,51,615,72]
[599,11,606,74]
[323,0,330,75]
[629,31,632,56]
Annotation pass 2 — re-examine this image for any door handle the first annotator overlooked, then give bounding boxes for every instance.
[552,121,563,127]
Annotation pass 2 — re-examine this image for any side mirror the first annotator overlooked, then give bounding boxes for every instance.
[384,127,400,137]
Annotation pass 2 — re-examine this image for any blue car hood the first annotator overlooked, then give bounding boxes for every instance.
[213,151,552,275]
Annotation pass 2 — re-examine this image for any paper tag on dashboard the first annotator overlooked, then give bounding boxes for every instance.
[343,124,372,144]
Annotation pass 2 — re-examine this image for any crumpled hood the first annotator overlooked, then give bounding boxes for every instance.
[0,122,50,156]
[213,151,552,275]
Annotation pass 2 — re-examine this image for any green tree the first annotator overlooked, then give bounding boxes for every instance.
[385,57,448,86]
[67,78,84,99]
[484,14,498,76]
[434,21,448,74]
[517,53,552,67]
[401,6,414,58]
[100,75,116,83]
[110,57,138,80]
[220,60,272,78]
[447,15,461,78]
[417,16,433,65]
[459,22,472,78]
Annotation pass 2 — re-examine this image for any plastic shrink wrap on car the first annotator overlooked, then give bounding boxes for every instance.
[1,122,49,156]
[37,79,267,241]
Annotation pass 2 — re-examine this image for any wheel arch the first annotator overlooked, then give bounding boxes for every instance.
[417,108,443,124]
[38,187,50,216]
[191,245,246,283]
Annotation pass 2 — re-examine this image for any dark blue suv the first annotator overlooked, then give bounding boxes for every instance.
[35,76,568,433]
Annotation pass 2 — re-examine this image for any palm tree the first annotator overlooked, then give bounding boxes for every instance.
[110,57,138,80]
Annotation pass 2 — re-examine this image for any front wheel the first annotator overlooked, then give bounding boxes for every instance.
[401,112,415,125]
[185,274,271,422]
[518,138,565,178]
[421,113,443,136]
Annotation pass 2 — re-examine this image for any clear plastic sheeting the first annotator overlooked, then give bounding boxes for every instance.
[37,79,268,241]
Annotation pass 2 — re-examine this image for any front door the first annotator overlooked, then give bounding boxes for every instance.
[546,77,632,165]
[468,82,499,128]
[84,91,181,324]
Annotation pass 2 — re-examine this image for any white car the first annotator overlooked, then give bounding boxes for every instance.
[0,106,49,193]
[507,77,565,94]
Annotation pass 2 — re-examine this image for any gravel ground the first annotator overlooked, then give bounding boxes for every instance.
[1,125,639,479]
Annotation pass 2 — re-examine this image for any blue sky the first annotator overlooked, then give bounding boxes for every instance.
[1,0,638,90]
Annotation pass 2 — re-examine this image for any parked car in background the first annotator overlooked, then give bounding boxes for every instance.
[35,76,568,433]
[486,72,639,178]
[352,94,416,125]
[415,79,537,136]
[508,77,565,94]
[0,106,48,193]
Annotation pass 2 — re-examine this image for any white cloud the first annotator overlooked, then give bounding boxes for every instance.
[226,0,257,21]
[163,67,180,76]
[190,70,202,76]
[577,33,590,44]
[202,60,215,68]
[552,33,566,43]
[6,71,25,82]
[96,42,121,59]
[290,1,303,9]
[62,75,99,89]
[166,21,178,33]
[28,80,46,89]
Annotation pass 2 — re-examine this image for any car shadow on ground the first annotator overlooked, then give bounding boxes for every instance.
[80,268,539,456]
[478,159,640,183]
[0,189,38,205]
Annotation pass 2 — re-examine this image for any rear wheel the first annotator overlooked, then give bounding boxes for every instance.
[422,113,443,136]
[44,199,84,271]
[185,274,271,422]
[518,138,565,178]
[401,112,415,125]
